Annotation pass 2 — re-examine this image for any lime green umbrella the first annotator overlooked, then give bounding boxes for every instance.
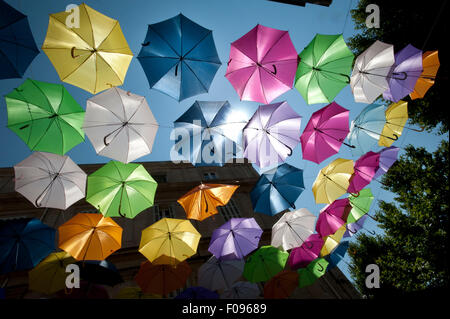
[243,245,289,283]
[5,78,85,155]
[347,188,374,224]
[86,161,158,219]
[297,257,329,288]
[295,34,354,104]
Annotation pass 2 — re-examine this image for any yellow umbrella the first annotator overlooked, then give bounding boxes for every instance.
[319,225,347,257]
[28,252,76,295]
[139,218,201,264]
[312,158,354,204]
[379,100,408,147]
[42,3,133,94]
[410,50,440,100]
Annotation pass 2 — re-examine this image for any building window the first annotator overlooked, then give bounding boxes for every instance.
[203,172,217,181]
[218,199,241,221]
[152,174,167,183]
[152,205,174,222]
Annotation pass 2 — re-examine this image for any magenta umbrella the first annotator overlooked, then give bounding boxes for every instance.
[348,151,380,194]
[287,233,324,270]
[316,198,350,238]
[225,24,298,104]
[300,102,352,164]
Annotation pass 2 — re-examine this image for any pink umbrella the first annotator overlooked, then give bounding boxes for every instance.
[300,102,352,164]
[316,198,351,238]
[225,24,298,104]
[348,151,380,193]
[287,233,324,270]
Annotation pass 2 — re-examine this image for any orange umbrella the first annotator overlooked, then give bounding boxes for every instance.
[58,213,122,261]
[263,270,299,299]
[134,259,191,297]
[410,50,440,100]
[177,183,239,221]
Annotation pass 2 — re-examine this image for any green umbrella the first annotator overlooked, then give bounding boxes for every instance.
[243,245,288,283]
[297,257,329,288]
[295,34,354,104]
[86,161,158,219]
[5,78,85,155]
[347,188,374,224]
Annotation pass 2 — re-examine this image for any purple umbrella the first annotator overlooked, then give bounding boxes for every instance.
[287,233,324,270]
[344,214,368,238]
[316,198,350,238]
[373,146,400,179]
[348,151,380,194]
[208,218,263,260]
[175,287,219,299]
[383,44,423,102]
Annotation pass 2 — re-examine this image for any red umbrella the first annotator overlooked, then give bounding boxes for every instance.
[264,270,298,299]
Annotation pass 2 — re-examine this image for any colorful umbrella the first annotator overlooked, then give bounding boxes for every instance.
[243,101,302,168]
[320,225,347,257]
[347,188,374,224]
[0,218,55,274]
[198,256,244,291]
[84,88,159,163]
[115,286,161,299]
[350,40,395,103]
[251,163,305,215]
[225,24,298,104]
[76,260,123,287]
[58,213,123,261]
[137,13,221,101]
[42,3,133,94]
[297,257,329,288]
[373,146,400,179]
[271,208,316,251]
[348,151,380,194]
[312,158,354,204]
[379,100,408,147]
[287,233,324,270]
[316,198,350,238]
[175,287,219,299]
[243,246,289,283]
[326,241,350,269]
[263,270,298,299]
[410,50,440,100]
[301,102,352,164]
[86,161,157,219]
[139,218,201,264]
[14,152,86,210]
[0,1,39,79]
[208,217,262,261]
[178,183,239,221]
[344,214,368,238]
[295,34,354,104]
[220,281,260,299]
[5,79,85,155]
[383,44,423,102]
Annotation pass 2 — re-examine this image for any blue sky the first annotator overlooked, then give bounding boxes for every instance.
[1,0,447,284]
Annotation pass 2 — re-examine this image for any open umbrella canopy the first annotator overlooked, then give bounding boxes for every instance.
[0,218,55,274]
[410,50,440,100]
[178,183,239,221]
[84,87,159,163]
[297,257,329,288]
[5,79,85,155]
[243,245,289,283]
[115,286,161,299]
[379,100,408,147]
[326,241,349,269]
[0,1,39,79]
[14,152,86,210]
[75,260,123,287]
[271,208,316,251]
[316,198,350,238]
[208,217,262,261]
[344,214,368,238]
[198,256,244,291]
[300,102,351,164]
[220,281,260,299]
[58,213,123,261]
[57,280,109,299]
[287,233,324,270]
[295,34,354,104]
[225,24,298,104]
[347,188,374,224]
[139,218,201,264]
[373,146,400,179]
[348,151,380,194]
[42,3,133,94]
[251,163,305,215]
[320,225,347,257]
[137,13,221,101]
[86,161,157,219]
[263,270,298,299]
[175,287,219,299]
[243,101,302,168]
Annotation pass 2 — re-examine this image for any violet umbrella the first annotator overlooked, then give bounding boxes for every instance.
[287,233,324,270]
[243,101,302,168]
[315,198,350,238]
[383,44,423,102]
[300,102,352,164]
[344,214,369,238]
[348,151,380,194]
[208,218,263,261]
[225,24,298,104]
[373,146,400,179]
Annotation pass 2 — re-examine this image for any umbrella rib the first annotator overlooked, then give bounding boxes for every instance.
[259,31,288,64]
[46,17,92,50]
[183,30,212,58]
[96,20,118,50]
[147,25,180,57]
[183,61,208,92]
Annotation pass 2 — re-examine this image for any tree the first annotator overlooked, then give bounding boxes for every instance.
[348,140,449,297]
[347,0,449,134]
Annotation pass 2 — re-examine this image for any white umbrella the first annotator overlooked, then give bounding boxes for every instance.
[198,256,244,291]
[220,281,260,299]
[14,152,86,210]
[271,208,316,251]
[350,40,395,103]
[84,87,159,163]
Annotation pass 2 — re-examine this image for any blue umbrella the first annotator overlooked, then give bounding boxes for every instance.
[0,218,55,274]
[325,241,349,270]
[175,286,219,299]
[174,100,246,166]
[251,163,305,216]
[137,13,222,101]
[0,1,39,79]
[75,260,123,287]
